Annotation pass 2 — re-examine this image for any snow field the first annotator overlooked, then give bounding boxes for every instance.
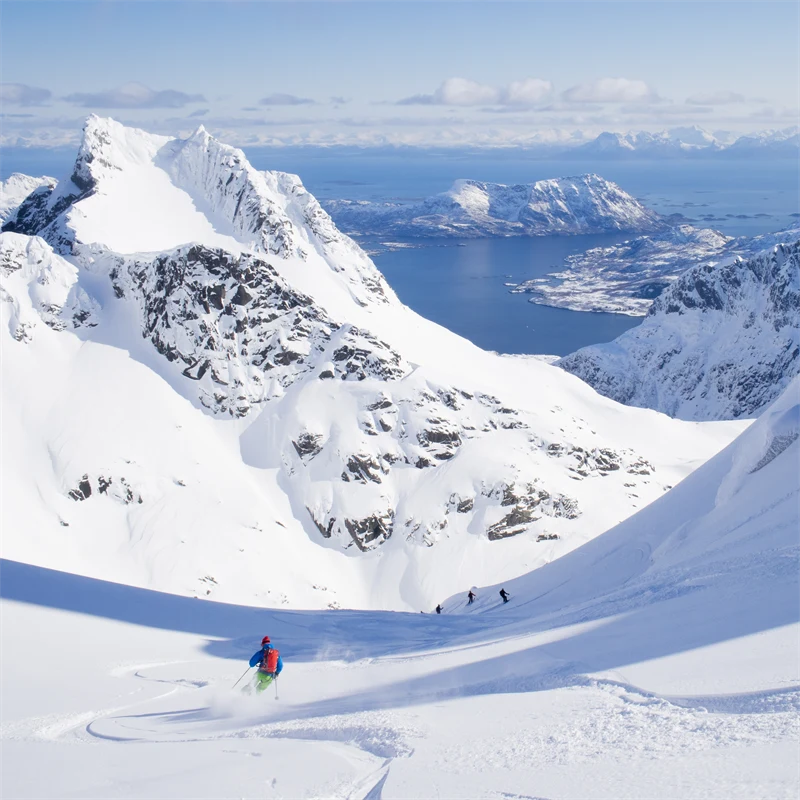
[3,381,798,796]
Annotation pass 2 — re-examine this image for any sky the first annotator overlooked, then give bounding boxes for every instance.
[1,1,798,148]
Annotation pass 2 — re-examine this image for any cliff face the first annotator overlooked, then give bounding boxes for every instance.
[559,242,800,420]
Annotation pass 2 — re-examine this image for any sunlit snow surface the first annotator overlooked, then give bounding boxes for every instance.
[2,380,798,798]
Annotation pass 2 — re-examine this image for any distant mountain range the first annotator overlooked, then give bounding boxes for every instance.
[325,175,667,238]
[2,124,798,157]
[572,126,799,159]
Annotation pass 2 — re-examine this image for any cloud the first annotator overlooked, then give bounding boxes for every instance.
[686,90,746,106]
[64,82,205,109]
[562,78,661,104]
[398,77,552,107]
[330,96,350,105]
[188,109,209,118]
[259,93,315,106]
[504,78,553,106]
[1,83,52,106]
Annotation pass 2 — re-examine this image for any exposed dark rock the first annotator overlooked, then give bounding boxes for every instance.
[69,475,92,501]
[292,432,323,460]
[485,481,579,540]
[309,510,335,538]
[343,454,386,484]
[344,511,394,551]
[230,284,252,305]
[68,474,140,504]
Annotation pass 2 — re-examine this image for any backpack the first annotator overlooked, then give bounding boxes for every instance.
[262,647,279,674]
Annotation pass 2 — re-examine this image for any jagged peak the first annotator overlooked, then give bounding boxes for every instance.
[445,173,615,196]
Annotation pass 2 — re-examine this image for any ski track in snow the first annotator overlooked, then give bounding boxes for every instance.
[5,641,797,779]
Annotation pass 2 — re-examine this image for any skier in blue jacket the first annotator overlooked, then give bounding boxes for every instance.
[248,636,283,693]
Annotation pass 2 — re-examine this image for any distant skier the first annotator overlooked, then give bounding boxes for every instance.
[248,636,283,693]
[467,590,476,605]
[499,588,510,604]
[435,604,442,614]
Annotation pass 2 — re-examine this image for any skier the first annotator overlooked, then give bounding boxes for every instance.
[499,588,510,603]
[248,636,283,693]
[467,590,476,605]
[435,604,442,614]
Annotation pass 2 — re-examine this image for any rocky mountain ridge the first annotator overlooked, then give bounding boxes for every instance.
[558,241,800,420]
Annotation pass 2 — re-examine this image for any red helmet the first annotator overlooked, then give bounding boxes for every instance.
[261,636,271,645]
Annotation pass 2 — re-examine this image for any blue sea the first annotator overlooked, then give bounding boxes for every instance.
[3,146,797,356]
[373,234,638,356]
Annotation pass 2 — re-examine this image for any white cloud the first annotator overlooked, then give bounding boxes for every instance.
[504,78,553,106]
[398,76,552,107]
[435,78,499,106]
[686,90,746,105]
[1,83,52,106]
[64,82,205,109]
[562,78,661,104]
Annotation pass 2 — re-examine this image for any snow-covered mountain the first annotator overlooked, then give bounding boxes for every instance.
[558,242,800,420]
[574,130,720,158]
[573,126,799,159]
[514,223,800,316]
[0,173,56,226]
[0,116,745,610]
[665,125,719,146]
[324,174,665,238]
[720,127,800,158]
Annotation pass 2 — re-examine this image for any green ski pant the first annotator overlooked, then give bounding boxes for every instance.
[254,671,275,693]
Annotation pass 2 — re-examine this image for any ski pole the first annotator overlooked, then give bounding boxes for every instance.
[274,675,279,701]
[232,666,252,689]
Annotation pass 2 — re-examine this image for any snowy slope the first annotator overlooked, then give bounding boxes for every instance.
[2,380,796,799]
[0,116,747,610]
[515,223,800,316]
[325,174,665,238]
[558,242,800,420]
[0,172,56,226]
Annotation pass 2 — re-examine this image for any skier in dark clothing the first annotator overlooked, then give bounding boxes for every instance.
[499,588,510,603]
[467,590,476,604]
[435,604,442,614]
